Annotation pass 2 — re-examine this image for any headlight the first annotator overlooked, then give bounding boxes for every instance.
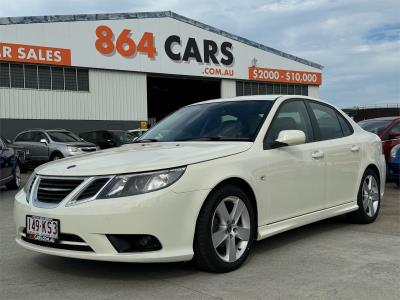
[25,149,30,155]
[98,167,186,199]
[67,146,78,152]
[390,145,400,158]
[24,172,37,203]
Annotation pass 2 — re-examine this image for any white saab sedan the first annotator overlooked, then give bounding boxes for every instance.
[15,96,385,273]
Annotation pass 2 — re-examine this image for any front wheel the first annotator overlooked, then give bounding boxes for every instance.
[193,184,256,273]
[347,169,380,224]
[51,153,63,161]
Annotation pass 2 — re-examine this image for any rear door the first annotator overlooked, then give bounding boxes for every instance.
[306,101,361,207]
[14,132,37,162]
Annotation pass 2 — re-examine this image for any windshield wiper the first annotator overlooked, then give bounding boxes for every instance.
[134,138,158,143]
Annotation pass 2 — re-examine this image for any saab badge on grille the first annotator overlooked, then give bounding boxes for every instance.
[67,165,77,169]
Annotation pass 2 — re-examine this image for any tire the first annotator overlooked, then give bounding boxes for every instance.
[193,184,256,273]
[347,169,380,224]
[50,152,63,161]
[6,164,21,190]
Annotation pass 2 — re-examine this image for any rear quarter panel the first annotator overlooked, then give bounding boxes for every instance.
[359,130,386,197]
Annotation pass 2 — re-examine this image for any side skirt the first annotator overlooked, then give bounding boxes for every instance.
[257,202,358,240]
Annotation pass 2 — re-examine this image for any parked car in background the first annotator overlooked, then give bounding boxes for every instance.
[15,96,386,273]
[358,117,400,160]
[79,130,136,149]
[13,129,98,164]
[128,128,148,140]
[0,137,21,190]
[1,136,31,173]
[388,144,400,187]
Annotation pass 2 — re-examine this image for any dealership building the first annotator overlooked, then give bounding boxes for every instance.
[0,11,323,138]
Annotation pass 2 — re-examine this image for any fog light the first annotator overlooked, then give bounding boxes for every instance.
[107,234,162,253]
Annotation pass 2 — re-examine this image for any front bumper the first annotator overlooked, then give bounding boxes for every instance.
[14,187,209,262]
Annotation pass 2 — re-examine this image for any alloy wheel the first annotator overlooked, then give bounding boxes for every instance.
[211,196,251,263]
[362,175,379,217]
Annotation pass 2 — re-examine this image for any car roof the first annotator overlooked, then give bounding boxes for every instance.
[190,95,334,106]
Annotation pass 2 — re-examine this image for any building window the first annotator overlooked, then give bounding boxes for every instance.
[10,63,24,88]
[0,63,10,87]
[236,80,308,96]
[0,62,89,92]
[38,66,51,89]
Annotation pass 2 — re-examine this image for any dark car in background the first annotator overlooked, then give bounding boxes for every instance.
[358,117,400,160]
[1,136,31,173]
[388,144,400,187]
[13,129,98,164]
[79,130,136,149]
[0,137,21,190]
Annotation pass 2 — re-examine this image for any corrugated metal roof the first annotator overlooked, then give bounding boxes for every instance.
[0,11,323,69]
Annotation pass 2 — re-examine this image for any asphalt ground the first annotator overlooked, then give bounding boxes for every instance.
[0,173,399,300]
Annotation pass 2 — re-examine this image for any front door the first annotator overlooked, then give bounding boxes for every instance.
[29,131,50,162]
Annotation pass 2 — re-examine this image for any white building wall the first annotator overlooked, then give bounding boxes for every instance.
[0,69,147,121]
[308,86,320,98]
[220,79,236,98]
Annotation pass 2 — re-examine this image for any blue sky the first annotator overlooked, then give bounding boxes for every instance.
[1,0,399,107]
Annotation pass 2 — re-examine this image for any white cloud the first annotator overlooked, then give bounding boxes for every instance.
[0,0,399,107]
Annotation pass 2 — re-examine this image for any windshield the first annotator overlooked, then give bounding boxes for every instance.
[112,131,136,143]
[48,131,82,142]
[359,120,392,135]
[138,100,273,142]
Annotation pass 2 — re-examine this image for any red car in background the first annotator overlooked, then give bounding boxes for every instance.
[359,116,400,160]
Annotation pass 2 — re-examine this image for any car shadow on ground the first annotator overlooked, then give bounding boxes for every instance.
[33,215,350,279]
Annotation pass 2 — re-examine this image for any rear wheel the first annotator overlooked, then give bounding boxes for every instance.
[347,169,380,224]
[6,164,21,190]
[193,184,256,273]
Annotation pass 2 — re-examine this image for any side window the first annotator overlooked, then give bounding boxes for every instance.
[309,102,343,140]
[389,123,400,136]
[265,100,314,146]
[15,132,32,142]
[31,131,48,142]
[337,113,353,137]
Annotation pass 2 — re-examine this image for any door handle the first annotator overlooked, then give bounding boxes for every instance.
[351,145,360,152]
[311,150,324,159]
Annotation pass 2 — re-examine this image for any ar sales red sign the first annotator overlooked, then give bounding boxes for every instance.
[249,66,322,85]
[0,42,71,65]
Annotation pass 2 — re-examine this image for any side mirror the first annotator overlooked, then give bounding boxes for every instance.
[40,138,48,145]
[273,130,306,148]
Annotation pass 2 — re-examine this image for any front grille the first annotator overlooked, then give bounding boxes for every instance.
[22,228,93,252]
[37,178,83,204]
[80,147,97,152]
[77,178,110,200]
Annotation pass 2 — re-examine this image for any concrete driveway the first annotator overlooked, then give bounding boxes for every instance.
[1,174,399,300]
